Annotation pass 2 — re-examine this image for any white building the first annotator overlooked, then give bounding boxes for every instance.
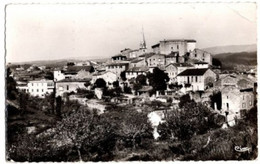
[125,67,149,80]
[91,71,118,87]
[18,79,55,98]
[177,68,217,92]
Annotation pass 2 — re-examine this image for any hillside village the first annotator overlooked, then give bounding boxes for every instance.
[9,37,257,125]
[6,37,258,161]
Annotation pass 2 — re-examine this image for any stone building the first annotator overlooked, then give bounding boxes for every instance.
[165,64,178,83]
[129,58,146,68]
[146,54,166,67]
[125,67,149,80]
[111,54,127,62]
[54,66,94,81]
[194,61,209,69]
[151,39,196,56]
[177,68,217,92]
[221,86,254,118]
[91,71,118,88]
[189,49,212,65]
[105,63,129,76]
[55,79,90,97]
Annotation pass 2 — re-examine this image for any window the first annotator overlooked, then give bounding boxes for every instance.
[243,95,245,100]
[203,53,205,57]
[67,85,69,90]
[195,76,198,82]
[195,54,197,57]
[32,89,34,92]
[37,89,39,92]
[171,47,173,49]
[177,45,179,49]
[32,83,34,86]
[42,89,44,92]
[227,96,228,99]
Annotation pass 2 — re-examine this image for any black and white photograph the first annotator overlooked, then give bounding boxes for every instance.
[3,0,258,162]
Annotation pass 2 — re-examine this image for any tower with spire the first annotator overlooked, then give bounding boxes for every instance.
[140,26,147,49]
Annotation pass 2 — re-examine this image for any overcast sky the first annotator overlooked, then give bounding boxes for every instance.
[5,3,257,63]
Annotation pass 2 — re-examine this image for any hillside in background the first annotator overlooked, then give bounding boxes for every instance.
[203,44,257,55]
[213,51,257,70]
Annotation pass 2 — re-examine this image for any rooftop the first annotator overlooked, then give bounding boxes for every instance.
[194,61,209,64]
[65,66,94,73]
[178,68,209,76]
[126,67,149,72]
[112,54,127,58]
[57,78,91,83]
[106,62,129,66]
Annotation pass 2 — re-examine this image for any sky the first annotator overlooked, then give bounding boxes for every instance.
[5,3,257,63]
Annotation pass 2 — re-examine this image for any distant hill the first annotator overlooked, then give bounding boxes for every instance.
[203,44,257,55]
[8,57,110,67]
[213,51,257,70]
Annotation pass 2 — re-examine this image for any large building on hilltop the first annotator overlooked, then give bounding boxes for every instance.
[151,39,196,56]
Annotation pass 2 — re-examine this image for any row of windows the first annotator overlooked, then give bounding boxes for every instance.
[107,66,124,69]
[30,89,47,93]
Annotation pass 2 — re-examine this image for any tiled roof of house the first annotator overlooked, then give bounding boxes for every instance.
[161,39,196,42]
[65,66,94,73]
[126,67,149,72]
[106,63,129,66]
[112,54,127,58]
[177,68,209,76]
[151,43,160,48]
[166,52,178,57]
[194,61,209,64]
[57,78,91,82]
[130,59,144,63]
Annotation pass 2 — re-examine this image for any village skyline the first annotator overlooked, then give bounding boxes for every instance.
[5,3,256,63]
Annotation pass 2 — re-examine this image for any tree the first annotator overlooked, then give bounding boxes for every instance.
[158,102,213,141]
[112,81,119,88]
[133,83,142,92]
[6,67,18,100]
[147,68,169,94]
[212,58,222,67]
[45,71,54,80]
[67,62,75,66]
[94,78,106,89]
[179,94,193,108]
[56,96,62,118]
[136,74,147,85]
[54,108,117,161]
[120,71,127,81]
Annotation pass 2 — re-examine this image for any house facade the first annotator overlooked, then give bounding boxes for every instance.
[146,54,166,67]
[189,49,212,65]
[177,68,217,92]
[18,79,54,98]
[55,80,88,97]
[125,67,149,80]
[54,66,94,81]
[105,63,129,76]
[91,71,118,87]
[151,39,196,56]
[165,64,178,83]
[221,86,254,118]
